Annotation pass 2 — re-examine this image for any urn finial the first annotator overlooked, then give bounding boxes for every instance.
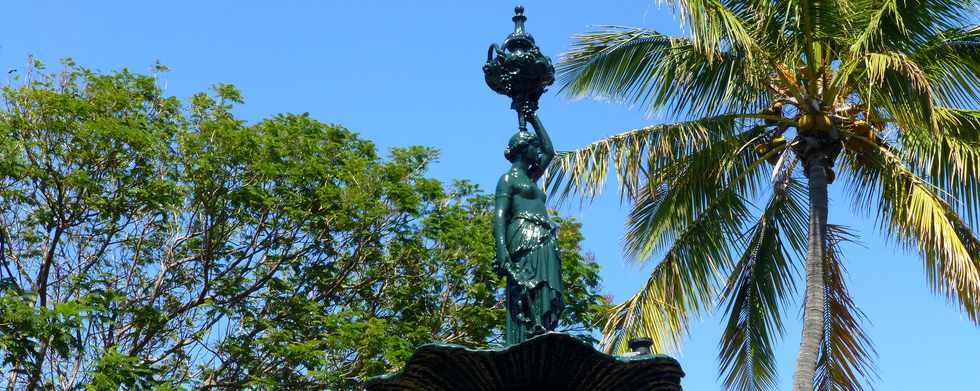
[512,5,527,36]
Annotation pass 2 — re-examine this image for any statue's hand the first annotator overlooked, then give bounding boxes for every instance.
[519,100,537,117]
[526,111,540,125]
[493,253,511,277]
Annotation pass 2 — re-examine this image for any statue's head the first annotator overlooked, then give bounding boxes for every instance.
[504,131,540,163]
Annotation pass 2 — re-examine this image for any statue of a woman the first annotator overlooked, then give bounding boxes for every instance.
[494,112,564,345]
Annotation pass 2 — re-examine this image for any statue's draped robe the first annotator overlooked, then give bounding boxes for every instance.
[504,210,564,345]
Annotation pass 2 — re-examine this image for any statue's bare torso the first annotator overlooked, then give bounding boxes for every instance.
[500,168,549,219]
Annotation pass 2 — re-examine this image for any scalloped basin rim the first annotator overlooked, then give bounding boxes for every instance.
[363,332,684,390]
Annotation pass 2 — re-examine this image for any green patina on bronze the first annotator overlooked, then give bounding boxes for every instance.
[485,6,563,346]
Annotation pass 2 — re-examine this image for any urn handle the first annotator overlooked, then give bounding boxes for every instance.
[487,43,502,63]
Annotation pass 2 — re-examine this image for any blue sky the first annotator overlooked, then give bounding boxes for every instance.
[3,1,978,389]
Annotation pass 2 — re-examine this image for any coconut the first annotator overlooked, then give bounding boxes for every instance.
[766,136,786,165]
[798,113,832,132]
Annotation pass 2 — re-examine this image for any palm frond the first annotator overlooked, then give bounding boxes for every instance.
[601,189,750,354]
[598,123,773,355]
[543,114,742,203]
[814,225,878,391]
[848,0,906,53]
[910,25,980,108]
[793,0,853,81]
[664,0,760,56]
[863,52,931,95]
[842,137,980,324]
[719,176,808,391]
[624,128,769,259]
[848,0,975,53]
[734,0,796,47]
[859,50,939,131]
[898,107,980,224]
[559,28,685,102]
[558,28,770,117]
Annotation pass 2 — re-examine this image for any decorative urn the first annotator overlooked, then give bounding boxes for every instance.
[484,5,555,128]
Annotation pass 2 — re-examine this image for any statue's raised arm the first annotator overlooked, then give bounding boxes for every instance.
[526,112,553,177]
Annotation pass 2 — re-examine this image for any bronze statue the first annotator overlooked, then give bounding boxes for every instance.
[484,6,563,346]
[494,112,563,345]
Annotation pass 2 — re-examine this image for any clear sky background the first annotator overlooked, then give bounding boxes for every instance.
[2,1,978,389]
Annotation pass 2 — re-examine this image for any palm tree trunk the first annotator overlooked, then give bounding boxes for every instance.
[793,153,829,391]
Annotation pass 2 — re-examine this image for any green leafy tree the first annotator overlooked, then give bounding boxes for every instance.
[0,61,610,390]
[546,2,980,390]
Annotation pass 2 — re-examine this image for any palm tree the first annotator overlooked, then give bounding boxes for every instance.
[545,1,980,390]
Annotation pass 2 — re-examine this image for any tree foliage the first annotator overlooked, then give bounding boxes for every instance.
[0,61,610,390]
